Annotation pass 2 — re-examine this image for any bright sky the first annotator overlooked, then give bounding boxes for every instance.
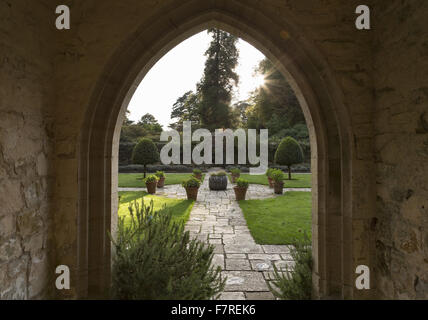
[127,30,266,129]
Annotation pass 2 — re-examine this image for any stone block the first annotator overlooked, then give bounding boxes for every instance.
[225,259,251,271]
[222,271,269,292]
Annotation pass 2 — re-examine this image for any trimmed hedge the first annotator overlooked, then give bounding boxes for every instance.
[118,163,311,174]
[120,139,310,167]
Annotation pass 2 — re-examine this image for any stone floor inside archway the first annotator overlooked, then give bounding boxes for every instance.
[118,170,313,300]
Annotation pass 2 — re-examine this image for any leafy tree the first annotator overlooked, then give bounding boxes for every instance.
[120,124,146,143]
[131,138,160,177]
[232,101,250,128]
[120,113,163,143]
[123,110,134,126]
[274,136,304,180]
[138,113,163,134]
[169,91,201,131]
[254,59,304,129]
[243,59,306,137]
[197,28,239,131]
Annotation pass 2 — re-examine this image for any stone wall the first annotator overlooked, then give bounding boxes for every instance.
[373,0,428,299]
[0,0,427,299]
[51,0,375,299]
[0,0,55,298]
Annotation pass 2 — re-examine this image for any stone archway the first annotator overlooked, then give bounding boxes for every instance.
[78,2,356,299]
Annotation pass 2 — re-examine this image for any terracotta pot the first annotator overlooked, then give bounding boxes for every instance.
[185,187,199,200]
[231,173,240,183]
[146,181,157,194]
[267,177,274,188]
[273,181,284,194]
[157,176,165,188]
[234,186,248,201]
[194,173,202,180]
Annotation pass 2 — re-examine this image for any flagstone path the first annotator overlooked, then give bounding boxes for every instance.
[119,171,311,300]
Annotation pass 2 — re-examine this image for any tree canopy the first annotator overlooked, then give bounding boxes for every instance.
[121,113,163,143]
[197,28,239,131]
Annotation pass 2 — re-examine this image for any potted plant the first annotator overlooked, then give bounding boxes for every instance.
[155,171,166,188]
[271,169,285,194]
[230,168,241,183]
[193,168,202,180]
[144,175,158,194]
[209,171,228,190]
[266,168,275,188]
[182,177,201,200]
[234,178,249,201]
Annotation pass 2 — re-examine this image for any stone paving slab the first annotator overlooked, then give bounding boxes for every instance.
[121,172,305,300]
[222,271,269,292]
[219,292,246,300]
[184,173,298,299]
[226,258,252,271]
[245,292,275,300]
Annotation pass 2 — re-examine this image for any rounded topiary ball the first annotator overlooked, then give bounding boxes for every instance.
[274,137,303,179]
[274,136,303,166]
[132,138,160,177]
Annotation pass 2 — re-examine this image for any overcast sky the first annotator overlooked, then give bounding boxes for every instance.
[127,30,266,128]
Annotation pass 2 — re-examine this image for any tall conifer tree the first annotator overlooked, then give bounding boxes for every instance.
[197,28,239,131]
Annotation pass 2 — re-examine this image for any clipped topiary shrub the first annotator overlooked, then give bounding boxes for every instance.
[132,138,160,178]
[268,233,312,300]
[110,200,225,299]
[274,137,304,180]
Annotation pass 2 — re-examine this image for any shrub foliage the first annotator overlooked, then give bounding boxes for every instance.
[144,175,158,183]
[182,177,201,188]
[110,200,225,300]
[268,233,312,300]
[235,178,249,188]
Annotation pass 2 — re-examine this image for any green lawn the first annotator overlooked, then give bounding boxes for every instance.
[118,173,205,188]
[229,173,311,188]
[118,191,194,226]
[239,192,312,245]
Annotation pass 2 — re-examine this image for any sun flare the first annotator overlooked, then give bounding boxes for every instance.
[252,74,265,89]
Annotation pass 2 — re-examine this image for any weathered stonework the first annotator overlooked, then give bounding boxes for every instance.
[0,0,55,299]
[373,0,428,299]
[0,0,427,299]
